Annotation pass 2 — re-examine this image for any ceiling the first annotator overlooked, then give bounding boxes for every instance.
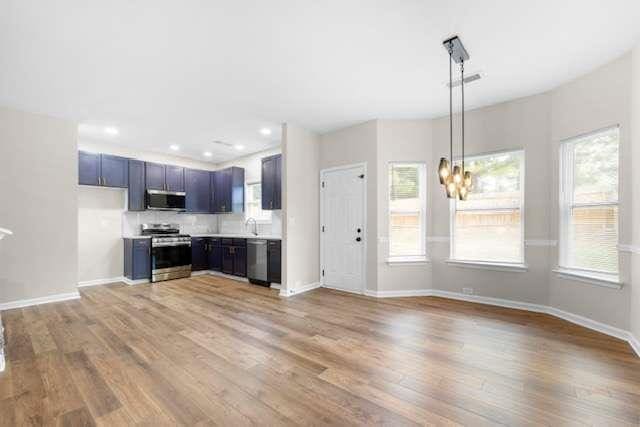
[1,1,640,163]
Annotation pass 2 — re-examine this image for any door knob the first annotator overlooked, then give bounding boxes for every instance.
[356,237,362,242]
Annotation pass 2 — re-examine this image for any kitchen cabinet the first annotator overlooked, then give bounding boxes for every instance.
[191,237,209,271]
[78,151,128,188]
[145,162,165,190]
[165,165,185,192]
[145,162,184,192]
[128,160,146,211]
[261,154,282,210]
[124,238,151,280]
[208,238,222,271]
[211,167,244,214]
[220,238,246,277]
[267,240,281,284]
[185,169,211,213]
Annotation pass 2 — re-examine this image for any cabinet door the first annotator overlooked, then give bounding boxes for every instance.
[132,239,151,280]
[212,170,228,213]
[191,237,209,271]
[78,151,101,186]
[273,155,282,209]
[267,240,281,283]
[233,246,247,277]
[208,239,222,271]
[222,246,234,274]
[145,162,166,190]
[261,156,276,210]
[230,167,245,214]
[128,160,146,211]
[100,154,129,188]
[185,169,210,213]
[165,165,185,192]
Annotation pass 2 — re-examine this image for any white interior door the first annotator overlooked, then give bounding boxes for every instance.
[321,164,365,293]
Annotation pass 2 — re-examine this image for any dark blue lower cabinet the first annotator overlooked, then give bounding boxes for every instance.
[208,238,222,271]
[267,240,281,284]
[234,245,247,277]
[191,237,209,271]
[124,238,151,280]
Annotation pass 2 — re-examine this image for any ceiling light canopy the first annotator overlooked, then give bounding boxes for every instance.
[234,144,245,151]
[169,144,180,151]
[203,151,213,157]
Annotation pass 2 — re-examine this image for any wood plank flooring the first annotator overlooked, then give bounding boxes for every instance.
[1,275,639,426]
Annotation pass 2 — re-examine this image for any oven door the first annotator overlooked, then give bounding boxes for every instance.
[151,242,191,274]
[146,190,186,211]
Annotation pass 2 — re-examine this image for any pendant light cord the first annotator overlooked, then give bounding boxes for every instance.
[449,44,453,164]
[461,60,465,172]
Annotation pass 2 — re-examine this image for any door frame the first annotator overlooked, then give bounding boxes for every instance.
[319,162,367,295]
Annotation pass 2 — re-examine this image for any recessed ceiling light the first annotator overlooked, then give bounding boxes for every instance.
[104,126,119,136]
[260,128,272,136]
[169,144,180,151]
[234,144,245,151]
[203,151,213,157]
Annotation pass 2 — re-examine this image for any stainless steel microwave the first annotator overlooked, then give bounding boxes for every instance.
[146,190,186,211]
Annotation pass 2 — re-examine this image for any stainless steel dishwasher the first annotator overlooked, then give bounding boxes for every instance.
[247,239,269,286]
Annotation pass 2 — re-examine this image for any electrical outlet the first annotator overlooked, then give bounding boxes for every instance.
[462,287,474,295]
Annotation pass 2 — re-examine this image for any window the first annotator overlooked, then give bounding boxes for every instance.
[388,162,427,261]
[450,150,524,264]
[246,182,272,222]
[559,127,619,277]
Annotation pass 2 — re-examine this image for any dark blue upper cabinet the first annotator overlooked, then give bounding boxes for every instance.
[185,169,210,213]
[128,160,145,211]
[211,167,244,213]
[79,151,129,188]
[145,162,166,190]
[100,154,129,188]
[79,151,101,186]
[165,165,185,192]
[261,154,282,210]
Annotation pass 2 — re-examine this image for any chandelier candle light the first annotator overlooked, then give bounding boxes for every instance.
[438,35,472,200]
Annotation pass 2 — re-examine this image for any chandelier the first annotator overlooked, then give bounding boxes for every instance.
[438,36,471,200]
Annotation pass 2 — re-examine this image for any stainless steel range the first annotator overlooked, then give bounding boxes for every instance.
[141,224,192,282]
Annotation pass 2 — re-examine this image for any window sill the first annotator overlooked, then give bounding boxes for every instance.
[553,268,622,289]
[445,259,529,272]
[386,256,430,266]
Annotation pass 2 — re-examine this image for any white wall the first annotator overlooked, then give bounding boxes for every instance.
[548,53,632,329]
[377,119,434,292]
[282,123,320,294]
[320,121,378,291]
[78,186,126,283]
[0,107,78,304]
[631,44,640,343]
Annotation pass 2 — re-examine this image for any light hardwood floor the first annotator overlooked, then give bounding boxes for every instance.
[1,275,639,426]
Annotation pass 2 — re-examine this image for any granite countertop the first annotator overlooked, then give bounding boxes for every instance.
[123,233,281,240]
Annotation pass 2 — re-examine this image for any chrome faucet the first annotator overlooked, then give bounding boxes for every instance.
[245,217,258,236]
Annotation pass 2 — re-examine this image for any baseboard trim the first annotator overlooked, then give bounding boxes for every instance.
[0,291,81,311]
[77,277,125,287]
[358,287,639,357]
[363,289,432,298]
[122,277,150,286]
[279,282,321,297]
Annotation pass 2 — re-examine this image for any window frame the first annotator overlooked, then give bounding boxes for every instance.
[245,181,272,224]
[387,161,428,263]
[558,125,620,278]
[449,148,526,266]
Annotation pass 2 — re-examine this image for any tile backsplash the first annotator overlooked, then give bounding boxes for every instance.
[123,210,282,236]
